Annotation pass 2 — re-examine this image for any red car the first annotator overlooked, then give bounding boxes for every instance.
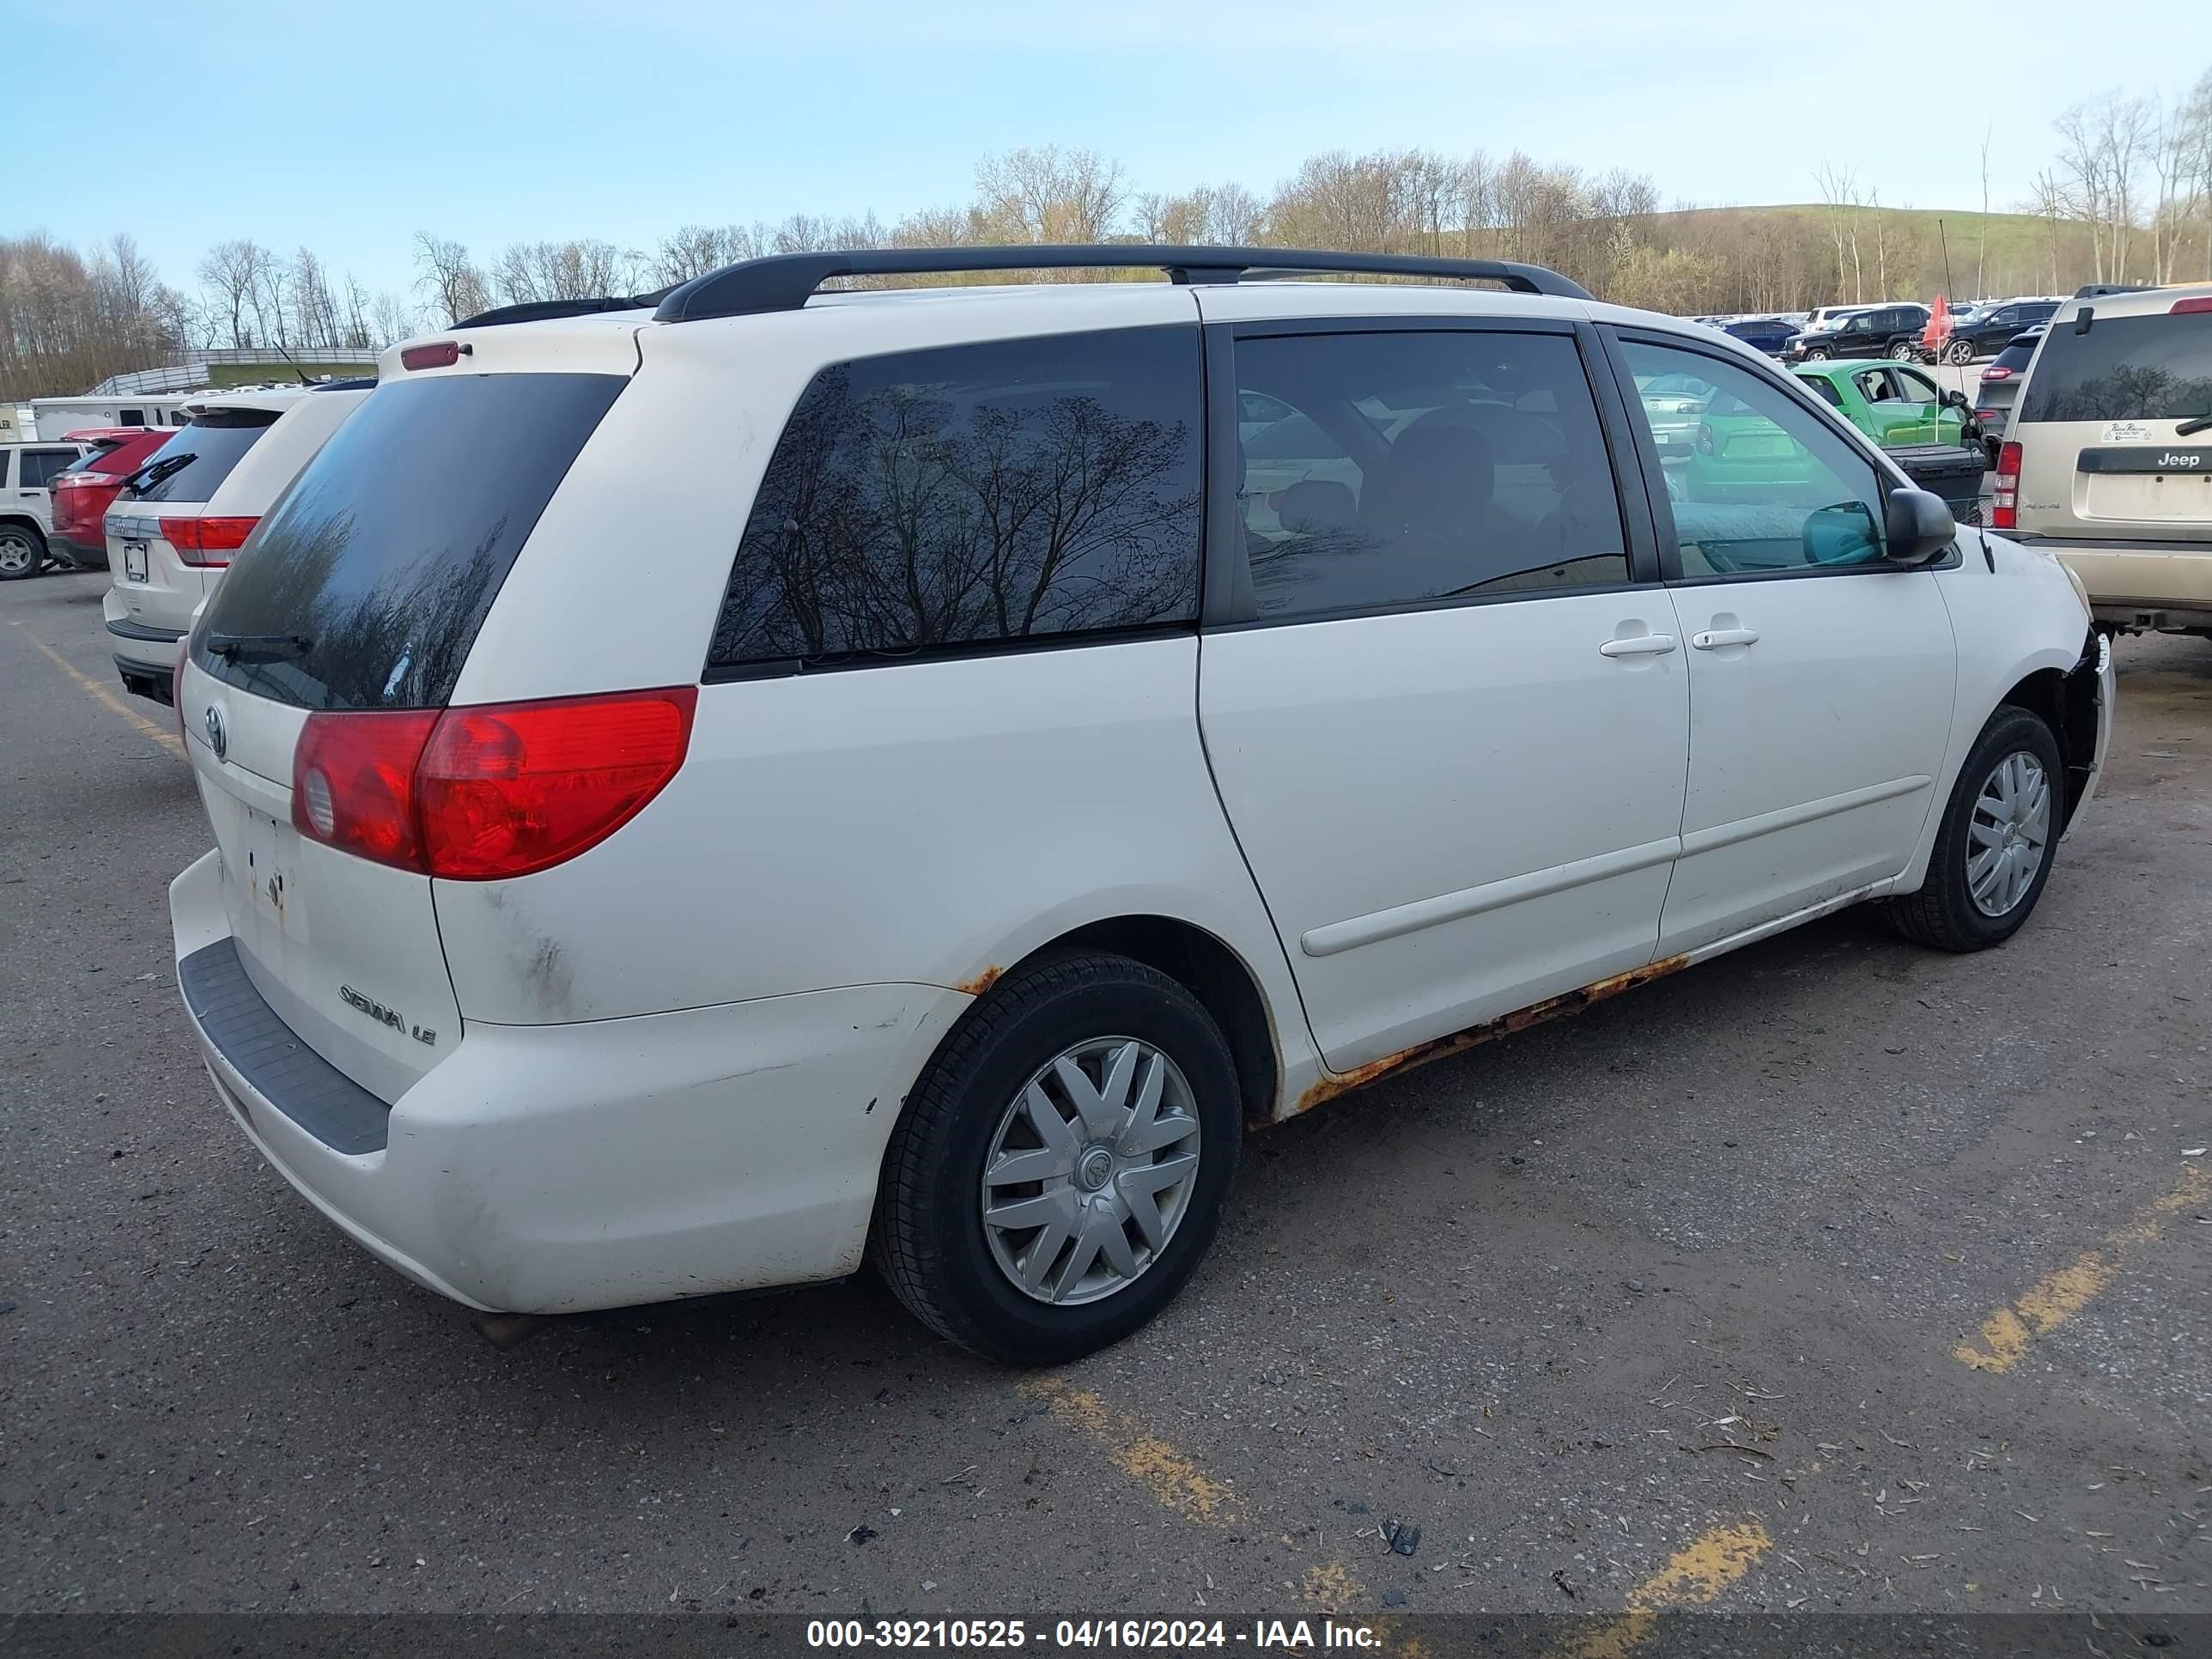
[50,427,175,568]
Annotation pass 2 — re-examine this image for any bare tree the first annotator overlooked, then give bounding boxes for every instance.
[1977,124,1992,296]
[1813,161,1858,301]
[413,233,489,325]
[198,239,269,348]
[974,147,1127,246]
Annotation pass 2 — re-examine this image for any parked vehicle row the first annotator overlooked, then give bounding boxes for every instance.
[158,243,2108,1364]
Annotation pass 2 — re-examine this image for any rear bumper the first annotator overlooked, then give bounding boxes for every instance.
[102,593,186,672]
[168,849,969,1314]
[2016,536,2212,629]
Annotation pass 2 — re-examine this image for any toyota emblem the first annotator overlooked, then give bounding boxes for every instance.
[204,703,227,761]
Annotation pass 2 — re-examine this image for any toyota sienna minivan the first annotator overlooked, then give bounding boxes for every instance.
[170,246,2112,1363]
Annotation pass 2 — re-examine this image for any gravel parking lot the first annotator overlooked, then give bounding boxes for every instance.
[3,568,2208,1633]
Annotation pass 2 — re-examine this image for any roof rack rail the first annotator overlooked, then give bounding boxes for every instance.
[2071,283,2153,299]
[452,289,676,330]
[653,244,1592,323]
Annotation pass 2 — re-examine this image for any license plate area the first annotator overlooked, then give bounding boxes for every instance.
[123,541,149,582]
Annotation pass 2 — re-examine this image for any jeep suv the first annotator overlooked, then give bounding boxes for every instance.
[1997,283,2212,635]
[167,246,2109,1364]
[1784,304,1932,363]
[0,441,91,579]
[103,383,370,702]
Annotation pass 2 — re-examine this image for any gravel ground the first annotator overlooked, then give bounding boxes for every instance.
[3,568,2207,1632]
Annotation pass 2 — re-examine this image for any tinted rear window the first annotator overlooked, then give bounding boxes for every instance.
[129,410,281,502]
[2019,311,2212,424]
[707,326,1201,675]
[193,373,626,710]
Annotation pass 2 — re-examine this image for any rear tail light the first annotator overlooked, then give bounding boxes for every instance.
[1695,424,1717,458]
[2171,297,2212,315]
[1991,441,2021,531]
[160,516,258,568]
[1980,367,2011,381]
[58,471,118,487]
[291,686,696,879]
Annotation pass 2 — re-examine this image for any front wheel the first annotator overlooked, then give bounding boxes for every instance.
[1946,339,1976,366]
[1804,347,1829,362]
[872,951,1242,1364]
[1886,707,2063,951]
[0,525,46,580]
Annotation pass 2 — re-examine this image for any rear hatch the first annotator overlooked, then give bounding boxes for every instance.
[179,358,633,1104]
[2014,301,2212,539]
[108,409,282,628]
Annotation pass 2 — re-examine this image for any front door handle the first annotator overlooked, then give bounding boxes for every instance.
[1599,634,1679,658]
[1692,628,1760,649]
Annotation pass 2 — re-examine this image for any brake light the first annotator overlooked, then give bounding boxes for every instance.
[1980,367,2011,381]
[58,471,118,487]
[1695,424,1717,458]
[2172,297,2212,315]
[160,516,258,567]
[400,341,465,370]
[1992,441,2021,530]
[291,687,696,879]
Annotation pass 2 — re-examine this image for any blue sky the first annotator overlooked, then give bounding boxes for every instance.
[9,0,2179,300]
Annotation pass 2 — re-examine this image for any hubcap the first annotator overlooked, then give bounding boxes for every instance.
[0,537,32,573]
[1967,750,2051,917]
[980,1036,1202,1306]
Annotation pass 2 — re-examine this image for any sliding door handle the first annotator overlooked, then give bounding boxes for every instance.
[1692,628,1760,649]
[1599,634,1679,658]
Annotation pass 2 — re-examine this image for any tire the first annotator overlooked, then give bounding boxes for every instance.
[1946,339,1976,366]
[1889,340,1919,362]
[1805,348,1829,362]
[1886,707,2063,951]
[872,951,1242,1365]
[0,524,46,580]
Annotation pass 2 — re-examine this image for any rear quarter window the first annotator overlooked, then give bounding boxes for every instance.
[707,326,1202,675]
[2018,311,2212,424]
[192,373,627,710]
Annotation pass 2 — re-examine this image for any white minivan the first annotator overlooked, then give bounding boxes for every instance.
[169,246,2111,1364]
[104,383,371,703]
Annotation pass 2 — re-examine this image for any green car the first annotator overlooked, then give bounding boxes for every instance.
[1682,359,1970,505]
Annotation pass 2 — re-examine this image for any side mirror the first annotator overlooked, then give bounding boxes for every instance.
[1883,487,1956,565]
[1941,388,1969,410]
[1802,501,1883,565]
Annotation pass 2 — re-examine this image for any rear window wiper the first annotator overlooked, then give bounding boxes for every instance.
[207,631,313,664]
[2175,414,2212,438]
[124,453,195,495]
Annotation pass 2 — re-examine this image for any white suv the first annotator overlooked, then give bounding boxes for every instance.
[103,383,371,703]
[169,246,2112,1364]
[0,440,91,578]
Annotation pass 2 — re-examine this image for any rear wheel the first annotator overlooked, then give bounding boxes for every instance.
[873,951,1241,1364]
[0,525,45,580]
[1886,707,2063,951]
[1889,340,1920,362]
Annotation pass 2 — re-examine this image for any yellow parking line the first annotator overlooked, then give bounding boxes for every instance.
[1558,1522,1771,1659]
[1956,1164,2209,1373]
[1019,1376,1240,1524]
[9,621,183,758]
